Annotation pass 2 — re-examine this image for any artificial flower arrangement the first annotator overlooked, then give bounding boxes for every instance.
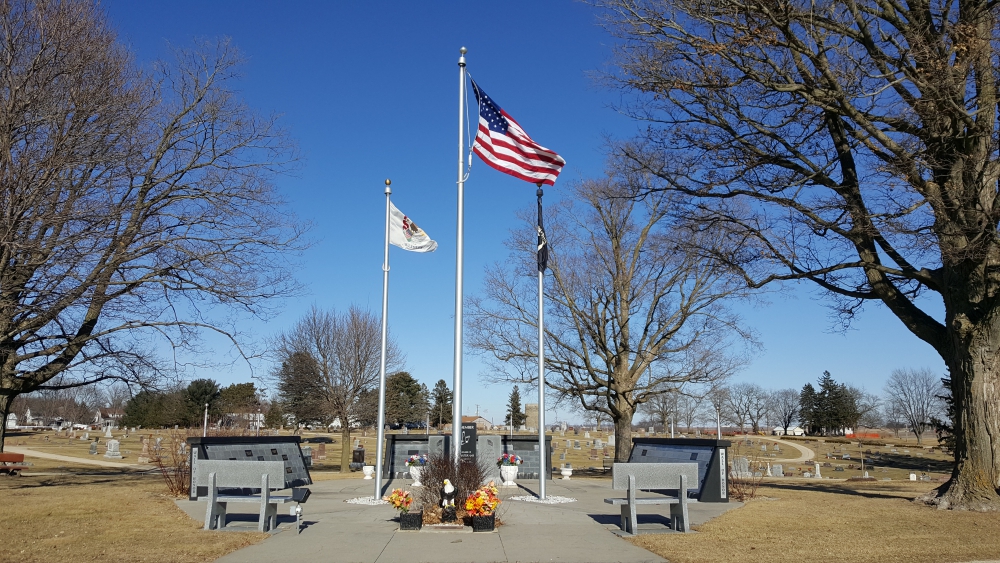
[496,453,523,467]
[385,488,414,513]
[405,454,428,467]
[464,481,500,516]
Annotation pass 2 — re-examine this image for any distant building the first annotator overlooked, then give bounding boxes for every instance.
[95,408,124,431]
[772,426,805,436]
[4,413,16,430]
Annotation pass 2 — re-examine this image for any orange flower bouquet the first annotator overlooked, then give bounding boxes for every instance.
[464,481,500,516]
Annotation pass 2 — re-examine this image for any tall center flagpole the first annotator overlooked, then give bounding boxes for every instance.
[374,178,392,499]
[452,47,467,465]
[537,186,546,499]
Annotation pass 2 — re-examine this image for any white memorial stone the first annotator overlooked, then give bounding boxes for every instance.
[909,473,917,481]
[814,461,822,478]
[104,439,122,459]
[104,428,112,438]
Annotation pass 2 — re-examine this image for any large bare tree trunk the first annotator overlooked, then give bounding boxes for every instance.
[0,394,12,453]
[613,402,635,462]
[340,425,352,474]
[925,322,1000,510]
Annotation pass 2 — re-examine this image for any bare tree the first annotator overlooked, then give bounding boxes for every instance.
[600,0,1000,510]
[643,389,677,433]
[469,176,753,460]
[675,393,702,432]
[273,306,403,472]
[885,368,944,445]
[723,382,769,434]
[769,389,801,436]
[0,1,304,450]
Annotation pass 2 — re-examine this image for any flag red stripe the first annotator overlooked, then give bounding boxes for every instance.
[474,145,559,185]
[475,123,565,173]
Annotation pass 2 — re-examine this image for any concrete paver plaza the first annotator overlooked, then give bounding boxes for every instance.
[175,477,741,563]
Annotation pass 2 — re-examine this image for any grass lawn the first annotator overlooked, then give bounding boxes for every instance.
[0,469,266,563]
[630,480,1000,563]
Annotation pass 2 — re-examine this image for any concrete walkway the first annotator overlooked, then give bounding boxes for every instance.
[6,446,142,469]
[765,438,815,463]
[174,477,742,563]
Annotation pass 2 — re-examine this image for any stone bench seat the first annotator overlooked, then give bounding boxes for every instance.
[603,462,699,534]
[197,460,297,533]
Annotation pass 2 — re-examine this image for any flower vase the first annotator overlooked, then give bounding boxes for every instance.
[500,465,518,487]
[408,465,423,487]
[472,513,495,532]
[399,510,423,531]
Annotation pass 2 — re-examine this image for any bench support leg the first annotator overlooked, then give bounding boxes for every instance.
[670,474,691,533]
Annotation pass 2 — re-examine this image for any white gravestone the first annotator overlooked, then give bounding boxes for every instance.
[814,461,822,478]
[104,439,122,459]
[104,427,112,438]
[772,464,784,477]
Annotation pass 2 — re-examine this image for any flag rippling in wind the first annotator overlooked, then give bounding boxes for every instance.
[389,202,437,252]
[471,80,565,186]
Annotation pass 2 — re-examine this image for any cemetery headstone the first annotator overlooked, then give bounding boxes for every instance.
[573,440,581,449]
[813,461,822,478]
[584,432,591,438]
[765,463,772,477]
[104,428,112,438]
[761,445,767,452]
[772,464,784,477]
[731,456,751,478]
[137,439,151,464]
[317,443,327,460]
[909,473,917,481]
[84,432,89,440]
[104,439,122,459]
[89,441,98,455]
[803,471,812,478]
[607,435,615,447]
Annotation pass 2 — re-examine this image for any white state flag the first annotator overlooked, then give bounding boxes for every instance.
[389,202,437,252]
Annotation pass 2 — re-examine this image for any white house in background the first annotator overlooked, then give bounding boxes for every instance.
[772,426,806,436]
[94,408,124,430]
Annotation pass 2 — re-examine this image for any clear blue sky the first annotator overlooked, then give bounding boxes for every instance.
[103,0,946,425]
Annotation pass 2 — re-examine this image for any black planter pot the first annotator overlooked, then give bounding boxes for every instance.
[471,514,495,532]
[399,510,423,531]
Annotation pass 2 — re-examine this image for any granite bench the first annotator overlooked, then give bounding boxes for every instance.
[197,460,297,533]
[603,462,698,534]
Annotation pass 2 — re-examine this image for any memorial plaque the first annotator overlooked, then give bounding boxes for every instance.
[460,422,477,463]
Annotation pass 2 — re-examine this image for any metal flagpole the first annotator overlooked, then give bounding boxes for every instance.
[452,47,467,465]
[537,186,546,500]
[374,178,392,499]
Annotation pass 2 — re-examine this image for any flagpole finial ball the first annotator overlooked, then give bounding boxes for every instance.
[385,179,391,186]
[460,47,467,54]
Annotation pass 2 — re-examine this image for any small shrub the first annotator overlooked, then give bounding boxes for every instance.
[417,453,492,513]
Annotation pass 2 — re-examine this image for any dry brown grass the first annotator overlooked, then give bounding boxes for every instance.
[0,471,266,563]
[629,480,1000,563]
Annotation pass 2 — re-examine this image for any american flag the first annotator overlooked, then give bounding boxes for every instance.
[471,80,565,186]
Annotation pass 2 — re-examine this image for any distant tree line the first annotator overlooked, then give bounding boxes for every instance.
[637,369,945,442]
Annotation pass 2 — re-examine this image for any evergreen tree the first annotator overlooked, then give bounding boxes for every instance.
[184,379,220,426]
[800,372,860,435]
[504,385,527,427]
[799,383,817,434]
[429,379,453,427]
[931,373,956,451]
[385,372,429,426]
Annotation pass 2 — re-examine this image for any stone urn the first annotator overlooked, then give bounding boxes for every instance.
[500,465,519,487]
[560,466,573,480]
[408,465,424,487]
[362,465,375,479]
